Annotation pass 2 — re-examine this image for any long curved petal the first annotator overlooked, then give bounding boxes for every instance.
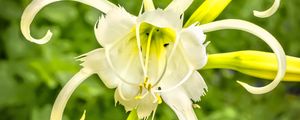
[161,87,198,120]
[165,0,193,14]
[198,19,286,94]
[253,0,280,18]
[50,68,92,120]
[21,0,117,44]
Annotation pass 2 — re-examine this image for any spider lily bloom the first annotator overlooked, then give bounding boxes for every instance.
[21,0,286,120]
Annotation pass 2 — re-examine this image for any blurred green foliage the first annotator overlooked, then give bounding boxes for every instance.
[0,0,300,120]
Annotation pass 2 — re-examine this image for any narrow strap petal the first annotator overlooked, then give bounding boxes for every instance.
[198,19,286,94]
[50,69,92,120]
[21,0,117,44]
[253,0,280,18]
[165,0,193,14]
[143,0,155,11]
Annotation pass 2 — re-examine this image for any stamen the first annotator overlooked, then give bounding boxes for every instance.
[136,23,147,76]
[144,77,149,87]
[150,91,158,103]
[152,54,168,87]
[156,94,162,104]
[151,107,157,120]
[118,86,133,101]
[192,104,200,109]
[144,28,156,75]
[139,84,144,94]
[147,84,152,91]
[135,91,149,100]
[204,41,211,47]
[253,0,280,18]
[104,49,140,86]
[198,19,286,94]
[154,70,194,93]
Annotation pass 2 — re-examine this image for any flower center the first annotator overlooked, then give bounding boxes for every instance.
[132,23,176,103]
[138,23,175,87]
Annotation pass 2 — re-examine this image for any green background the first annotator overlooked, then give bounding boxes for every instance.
[0,0,300,120]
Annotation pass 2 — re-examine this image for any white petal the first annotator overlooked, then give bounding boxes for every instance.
[136,93,158,119]
[161,87,198,120]
[180,25,208,69]
[94,7,143,85]
[50,69,92,120]
[199,19,286,94]
[77,48,120,88]
[21,0,117,44]
[182,72,207,102]
[165,0,193,15]
[105,35,144,84]
[143,0,155,11]
[154,44,194,92]
[253,0,280,18]
[114,85,139,111]
[137,9,182,31]
[95,7,136,47]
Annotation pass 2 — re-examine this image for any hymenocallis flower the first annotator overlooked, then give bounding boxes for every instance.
[21,0,286,120]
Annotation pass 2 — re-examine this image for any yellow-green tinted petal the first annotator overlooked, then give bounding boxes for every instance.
[185,0,232,27]
[203,51,300,82]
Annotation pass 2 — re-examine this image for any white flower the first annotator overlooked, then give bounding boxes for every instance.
[21,0,286,120]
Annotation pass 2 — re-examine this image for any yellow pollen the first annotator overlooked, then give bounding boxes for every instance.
[147,84,152,91]
[192,104,201,109]
[156,94,162,104]
[135,95,143,100]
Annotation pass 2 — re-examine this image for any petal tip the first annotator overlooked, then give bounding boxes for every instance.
[29,30,53,44]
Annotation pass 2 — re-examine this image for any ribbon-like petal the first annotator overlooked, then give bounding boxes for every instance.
[21,0,117,44]
[199,19,286,94]
[165,0,193,15]
[254,0,280,18]
[50,69,92,120]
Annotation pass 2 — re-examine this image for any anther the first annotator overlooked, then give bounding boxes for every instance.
[135,95,143,100]
[156,94,162,104]
[147,84,152,91]
[139,84,143,94]
[192,104,201,109]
